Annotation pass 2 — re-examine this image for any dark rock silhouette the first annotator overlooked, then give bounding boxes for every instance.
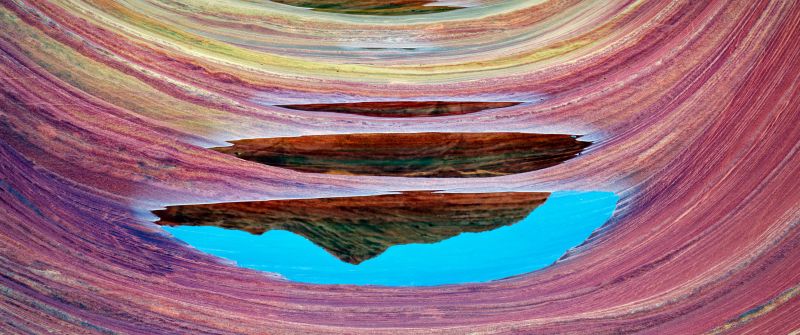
[154,191,549,264]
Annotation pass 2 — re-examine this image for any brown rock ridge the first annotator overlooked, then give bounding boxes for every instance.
[211,132,591,178]
[278,101,520,117]
[269,0,462,15]
[153,191,549,264]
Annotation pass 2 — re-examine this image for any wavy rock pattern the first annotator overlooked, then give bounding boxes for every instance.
[1,0,800,334]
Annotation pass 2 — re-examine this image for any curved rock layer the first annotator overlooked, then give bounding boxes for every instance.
[154,191,550,264]
[1,0,799,334]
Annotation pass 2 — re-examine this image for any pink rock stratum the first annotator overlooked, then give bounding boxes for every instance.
[1,0,800,334]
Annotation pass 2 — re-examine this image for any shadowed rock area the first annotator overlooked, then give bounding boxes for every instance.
[153,191,549,264]
[269,0,462,15]
[279,101,520,117]
[211,132,591,177]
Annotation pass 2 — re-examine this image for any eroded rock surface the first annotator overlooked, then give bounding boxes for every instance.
[154,191,549,264]
[212,132,591,177]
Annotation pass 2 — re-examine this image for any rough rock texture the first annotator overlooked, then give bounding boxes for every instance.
[212,133,591,177]
[278,101,520,117]
[154,191,549,264]
[1,0,800,334]
[268,0,462,15]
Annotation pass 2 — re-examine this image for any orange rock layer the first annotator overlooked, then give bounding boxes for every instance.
[212,132,590,177]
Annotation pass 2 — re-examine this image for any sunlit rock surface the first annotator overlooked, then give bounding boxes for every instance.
[212,133,590,177]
